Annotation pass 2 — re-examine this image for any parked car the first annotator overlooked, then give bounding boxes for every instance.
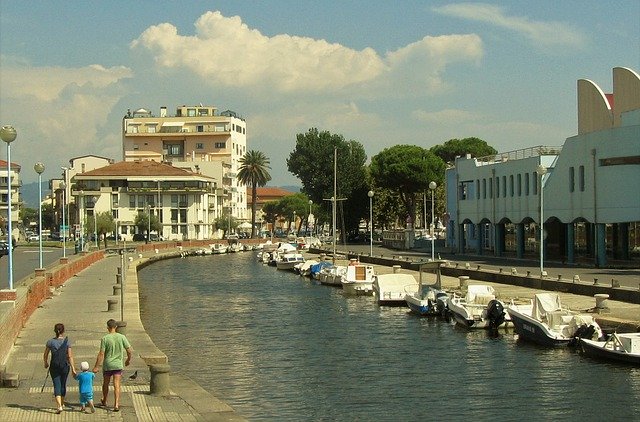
[27,234,39,242]
[132,233,146,242]
[0,242,8,257]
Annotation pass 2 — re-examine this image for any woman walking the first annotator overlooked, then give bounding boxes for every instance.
[43,323,76,414]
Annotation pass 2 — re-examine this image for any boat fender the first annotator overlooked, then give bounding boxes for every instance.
[487,299,506,329]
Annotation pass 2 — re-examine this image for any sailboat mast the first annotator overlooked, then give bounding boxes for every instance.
[332,147,337,263]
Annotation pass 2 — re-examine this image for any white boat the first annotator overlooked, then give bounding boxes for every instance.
[341,262,376,296]
[580,332,640,366]
[373,273,419,306]
[210,243,228,254]
[296,259,318,277]
[228,242,243,253]
[405,260,449,316]
[446,285,507,329]
[276,253,305,271]
[318,265,347,287]
[506,292,602,346]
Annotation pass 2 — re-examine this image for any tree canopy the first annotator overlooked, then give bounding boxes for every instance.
[370,145,444,228]
[430,137,497,164]
[237,150,271,238]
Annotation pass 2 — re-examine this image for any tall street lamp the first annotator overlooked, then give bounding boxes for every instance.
[146,204,151,243]
[92,196,98,249]
[368,190,374,256]
[429,181,437,260]
[79,190,84,252]
[60,181,66,258]
[34,162,45,268]
[536,165,547,276]
[308,199,313,235]
[1,125,17,291]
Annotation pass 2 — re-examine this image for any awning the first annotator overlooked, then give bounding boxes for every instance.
[161,122,184,127]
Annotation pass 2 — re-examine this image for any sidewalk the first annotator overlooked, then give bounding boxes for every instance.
[0,252,247,421]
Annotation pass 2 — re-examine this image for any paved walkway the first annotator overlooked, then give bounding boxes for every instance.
[0,252,247,421]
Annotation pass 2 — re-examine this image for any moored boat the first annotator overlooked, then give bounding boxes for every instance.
[276,252,305,271]
[580,332,640,365]
[210,243,228,254]
[405,260,448,316]
[446,285,507,329]
[318,265,347,287]
[506,292,602,346]
[341,262,376,296]
[373,273,419,306]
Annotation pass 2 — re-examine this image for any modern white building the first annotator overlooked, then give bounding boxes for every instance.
[446,67,640,267]
[0,159,21,240]
[121,105,248,222]
[72,160,219,241]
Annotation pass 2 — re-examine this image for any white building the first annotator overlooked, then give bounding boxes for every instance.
[72,160,219,241]
[446,67,640,267]
[121,105,247,222]
[0,159,21,240]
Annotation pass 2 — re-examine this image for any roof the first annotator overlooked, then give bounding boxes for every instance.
[75,160,212,180]
[247,186,296,204]
[0,160,21,170]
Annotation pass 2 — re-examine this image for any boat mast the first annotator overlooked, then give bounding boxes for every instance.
[333,147,337,264]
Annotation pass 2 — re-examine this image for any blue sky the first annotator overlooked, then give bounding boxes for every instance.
[1,1,638,186]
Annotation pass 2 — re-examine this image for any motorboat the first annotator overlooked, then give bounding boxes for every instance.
[310,261,333,280]
[580,332,640,365]
[506,292,603,346]
[276,253,305,271]
[446,285,507,329]
[341,262,376,296]
[405,260,449,316]
[295,259,318,276]
[228,242,244,253]
[318,265,347,287]
[210,243,228,254]
[373,273,419,306]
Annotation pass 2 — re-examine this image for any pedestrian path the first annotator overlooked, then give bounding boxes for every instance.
[0,252,246,421]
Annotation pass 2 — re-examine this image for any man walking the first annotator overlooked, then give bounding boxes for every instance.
[93,319,132,412]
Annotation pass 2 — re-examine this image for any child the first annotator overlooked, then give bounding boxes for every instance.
[74,361,95,413]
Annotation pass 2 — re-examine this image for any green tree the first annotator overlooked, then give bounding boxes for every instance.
[237,150,272,238]
[214,212,238,238]
[370,145,445,229]
[261,201,280,239]
[133,211,161,243]
[287,128,368,238]
[94,211,116,248]
[20,207,37,228]
[430,137,497,164]
[41,203,55,231]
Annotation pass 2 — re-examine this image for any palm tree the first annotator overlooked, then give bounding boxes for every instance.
[237,150,272,238]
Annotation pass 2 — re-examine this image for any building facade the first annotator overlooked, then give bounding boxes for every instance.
[446,67,640,267]
[72,160,218,241]
[121,105,248,222]
[0,159,21,240]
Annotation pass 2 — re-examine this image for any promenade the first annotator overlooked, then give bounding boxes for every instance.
[0,250,247,421]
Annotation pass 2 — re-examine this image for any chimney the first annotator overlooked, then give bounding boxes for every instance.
[160,106,167,117]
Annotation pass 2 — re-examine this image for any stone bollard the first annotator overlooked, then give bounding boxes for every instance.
[107,299,118,312]
[611,279,620,288]
[511,268,517,275]
[541,270,548,278]
[594,294,610,312]
[465,263,470,269]
[392,265,401,274]
[113,285,121,296]
[138,253,143,259]
[526,271,531,277]
[115,274,122,285]
[2,372,19,388]
[116,321,127,335]
[155,248,159,254]
[573,275,580,283]
[458,276,469,290]
[476,265,481,271]
[149,364,171,396]
[557,275,562,281]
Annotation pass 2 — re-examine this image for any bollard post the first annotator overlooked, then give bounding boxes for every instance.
[594,294,610,312]
[107,299,118,312]
[149,364,171,396]
[113,285,121,296]
[115,274,121,285]
[116,321,127,335]
[573,275,580,283]
[458,276,469,290]
[611,279,620,288]
[557,275,562,281]
[392,265,401,274]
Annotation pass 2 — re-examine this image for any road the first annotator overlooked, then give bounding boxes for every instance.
[0,245,65,284]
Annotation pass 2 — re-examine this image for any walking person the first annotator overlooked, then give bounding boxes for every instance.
[93,319,133,412]
[74,361,96,413]
[43,323,76,414]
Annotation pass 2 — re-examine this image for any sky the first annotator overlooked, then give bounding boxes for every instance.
[1,1,638,187]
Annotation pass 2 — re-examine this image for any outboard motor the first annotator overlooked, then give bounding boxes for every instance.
[568,324,597,347]
[487,299,506,329]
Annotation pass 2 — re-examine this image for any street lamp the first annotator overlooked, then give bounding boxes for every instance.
[92,196,98,249]
[536,164,547,276]
[34,162,45,268]
[368,190,374,256]
[60,181,66,258]
[1,125,17,291]
[293,210,296,235]
[146,204,151,243]
[429,181,437,260]
[308,199,313,235]
[79,190,84,252]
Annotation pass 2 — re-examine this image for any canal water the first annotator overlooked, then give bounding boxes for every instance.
[138,252,639,421]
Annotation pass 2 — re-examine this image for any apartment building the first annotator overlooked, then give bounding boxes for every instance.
[72,160,218,241]
[121,105,247,222]
[0,159,21,239]
[446,67,640,267]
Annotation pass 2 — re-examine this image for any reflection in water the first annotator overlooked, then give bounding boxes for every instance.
[139,253,640,421]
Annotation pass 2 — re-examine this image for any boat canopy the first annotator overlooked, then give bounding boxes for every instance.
[532,292,563,321]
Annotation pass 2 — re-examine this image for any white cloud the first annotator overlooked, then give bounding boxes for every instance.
[131,11,483,97]
[433,3,586,48]
[412,108,483,123]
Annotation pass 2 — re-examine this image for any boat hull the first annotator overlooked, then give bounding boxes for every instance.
[507,308,570,347]
[580,336,640,366]
[342,281,374,296]
[405,295,439,316]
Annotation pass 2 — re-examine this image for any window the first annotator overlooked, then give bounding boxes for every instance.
[198,109,209,116]
[496,177,500,198]
[502,176,507,197]
[196,125,204,133]
[133,144,139,150]
[489,179,493,198]
[476,180,480,199]
[517,174,521,196]
[171,209,178,223]
[196,143,204,149]
[533,172,538,195]
[187,108,196,117]
[215,142,226,148]
[579,165,585,191]
[129,196,136,208]
[482,179,487,199]
[127,124,139,133]
[509,175,514,197]
[569,167,575,192]
[147,124,156,133]
[525,173,530,195]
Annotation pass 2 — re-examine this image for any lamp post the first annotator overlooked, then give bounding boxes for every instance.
[60,181,66,257]
[79,190,84,252]
[368,190,374,256]
[293,210,296,235]
[34,162,45,268]
[92,196,98,249]
[1,125,17,291]
[146,204,151,243]
[308,199,313,235]
[536,165,547,276]
[429,181,437,261]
